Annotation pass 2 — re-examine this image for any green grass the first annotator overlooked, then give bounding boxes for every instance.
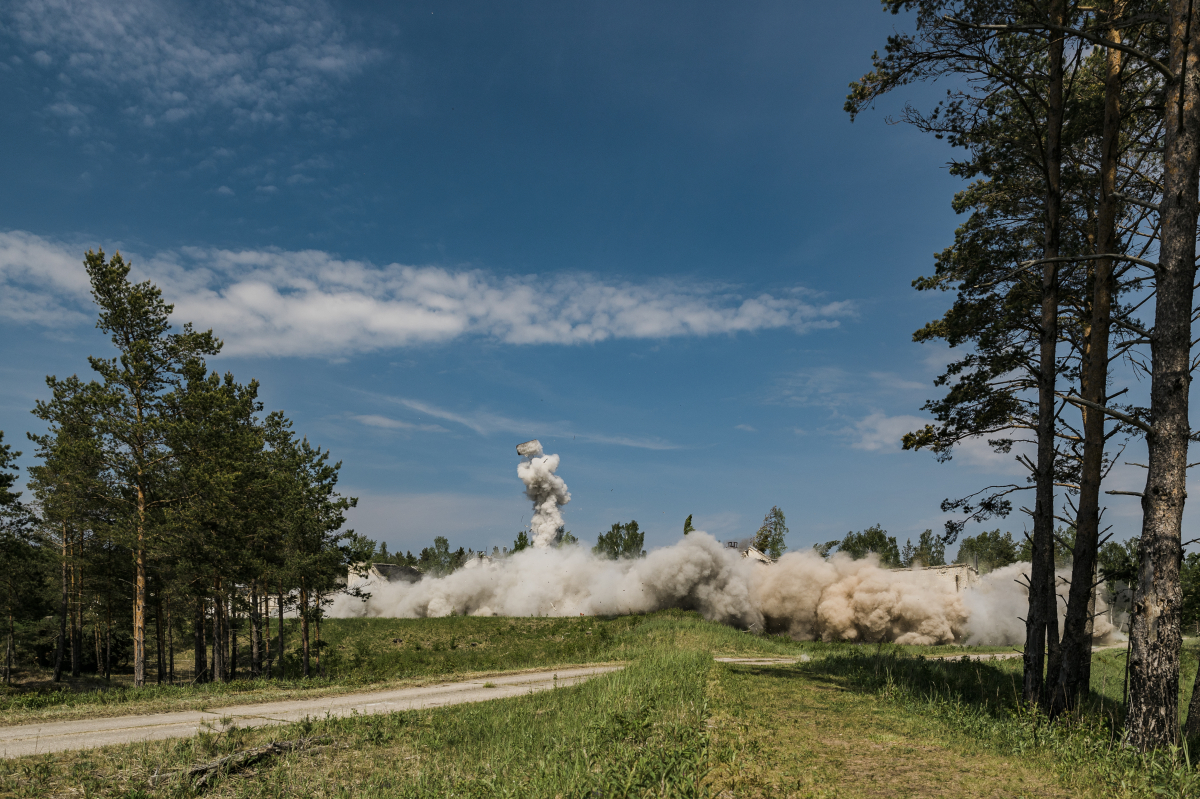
[0,610,807,725]
[7,612,1200,798]
[2,647,716,798]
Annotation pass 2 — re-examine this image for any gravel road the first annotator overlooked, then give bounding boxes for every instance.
[1,664,623,759]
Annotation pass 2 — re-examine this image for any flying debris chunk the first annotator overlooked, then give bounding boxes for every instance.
[516,439,543,458]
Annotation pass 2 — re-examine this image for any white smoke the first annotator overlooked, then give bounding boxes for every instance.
[331,532,1123,648]
[515,440,571,548]
[332,532,759,625]
[962,562,1122,646]
[752,550,969,645]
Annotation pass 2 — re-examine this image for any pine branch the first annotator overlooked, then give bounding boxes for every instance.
[942,16,1175,81]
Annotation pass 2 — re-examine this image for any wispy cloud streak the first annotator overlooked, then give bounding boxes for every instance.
[372,394,680,451]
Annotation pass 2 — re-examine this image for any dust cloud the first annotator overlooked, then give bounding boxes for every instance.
[330,533,1122,647]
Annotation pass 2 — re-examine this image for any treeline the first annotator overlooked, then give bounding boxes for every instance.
[372,507,794,583]
[0,252,368,686]
[853,1,1200,746]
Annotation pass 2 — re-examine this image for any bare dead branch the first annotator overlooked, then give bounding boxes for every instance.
[1063,394,1152,434]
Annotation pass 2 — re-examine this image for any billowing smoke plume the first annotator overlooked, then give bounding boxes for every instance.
[516,440,571,548]
[335,532,757,623]
[331,533,1124,647]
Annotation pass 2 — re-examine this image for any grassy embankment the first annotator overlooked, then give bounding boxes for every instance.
[4,612,1200,798]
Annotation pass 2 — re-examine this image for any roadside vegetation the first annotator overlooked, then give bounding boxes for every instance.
[5,612,1200,799]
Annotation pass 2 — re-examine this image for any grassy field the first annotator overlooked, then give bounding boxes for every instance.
[3,612,1198,798]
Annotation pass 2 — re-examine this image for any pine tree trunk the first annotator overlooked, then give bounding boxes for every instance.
[314,601,322,678]
[300,579,310,679]
[70,554,81,678]
[1184,647,1200,736]
[263,594,272,677]
[167,595,174,685]
[193,595,207,683]
[4,612,12,684]
[212,584,225,684]
[155,593,165,685]
[250,580,261,678]
[132,478,148,688]
[53,522,67,682]
[1053,14,1123,716]
[277,585,285,680]
[1024,0,1065,709]
[1127,0,1200,750]
[104,599,111,680]
[229,597,237,681]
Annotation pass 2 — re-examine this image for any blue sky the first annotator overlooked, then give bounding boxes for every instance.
[0,0,1171,557]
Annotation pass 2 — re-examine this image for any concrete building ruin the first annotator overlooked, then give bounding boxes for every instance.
[895,562,980,592]
[727,541,774,564]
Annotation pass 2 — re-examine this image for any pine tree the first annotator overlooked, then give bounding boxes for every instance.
[75,250,221,686]
[752,506,787,559]
[593,521,645,560]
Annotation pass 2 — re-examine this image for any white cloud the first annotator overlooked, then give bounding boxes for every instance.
[844,410,1033,476]
[845,412,927,452]
[4,0,378,129]
[734,424,756,432]
[952,435,1030,475]
[0,230,853,357]
[0,230,94,326]
[216,185,234,196]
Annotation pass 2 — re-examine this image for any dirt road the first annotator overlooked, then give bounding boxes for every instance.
[0,664,622,759]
